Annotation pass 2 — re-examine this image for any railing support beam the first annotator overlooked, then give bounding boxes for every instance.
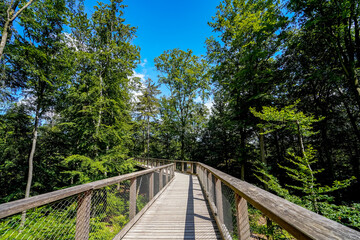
[149,173,154,199]
[129,178,137,220]
[235,194,250,240]
[75,190,92,240]
[159,169,163,189]
[215,178,224,223]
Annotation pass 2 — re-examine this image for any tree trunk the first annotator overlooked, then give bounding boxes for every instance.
[147,115,150,158]
[296,120,318,213]
[180,124,185,160]
[96,75,103,137]
[0,21,10,60]
[95,75,103,156]
[259,128,269,190]
[21,105,40,227]
[259,128,266,165]
[240,128,246,180]
[0,0,36,60]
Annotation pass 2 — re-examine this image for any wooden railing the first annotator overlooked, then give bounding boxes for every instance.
[1,157,359,240]
[137,157,197,174]
[137,158,360,240]
[0,163,175,239]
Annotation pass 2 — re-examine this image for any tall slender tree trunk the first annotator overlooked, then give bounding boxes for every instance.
[0,0,35,60]
[147,115,150,158]
[0,21,10,61]
[240,128,246,180]
[296,120,318,213]
[259,128,266,165]
[259,128,268,188]
[95,75,103,156]
[21,105,40,227]
[96,75,103,137]
[180,123,185,160]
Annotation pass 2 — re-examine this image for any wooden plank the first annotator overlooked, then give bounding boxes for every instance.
[215,178,224,223]
[129,178,136,220]
[122,173,221,240]
[75,190,92,240]
[235,194,250,240]
[113,176,175,240]
[149,172,154,199]
[159,169,163,189]
[197,163,360,240]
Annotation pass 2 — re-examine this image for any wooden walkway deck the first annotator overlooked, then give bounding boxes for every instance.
[123,172,222,239]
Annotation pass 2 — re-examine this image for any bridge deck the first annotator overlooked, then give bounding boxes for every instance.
[123,172,222,239]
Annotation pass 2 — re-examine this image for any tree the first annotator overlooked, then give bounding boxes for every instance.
[251,103,357,229]
[206,0,287,179]
[0,0,36,60]
[134,78,160,157]
[287,0,360,107]
[60,0,139,180]
[155,49,209,160]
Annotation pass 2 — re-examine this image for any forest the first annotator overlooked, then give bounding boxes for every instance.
[0,0,359,235]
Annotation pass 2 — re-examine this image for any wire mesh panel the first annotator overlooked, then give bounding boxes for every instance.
[176,162,182,171]
[0,195,78,239]
[136,173,150,214]
[221,182,237,239]
[162,173,166,187]
[89,180,131,239]
[210,174,216,207]
[153,171,160,196]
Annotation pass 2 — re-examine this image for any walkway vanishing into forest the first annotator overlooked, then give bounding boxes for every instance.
[122,172,221,239]
[0,158,359,240]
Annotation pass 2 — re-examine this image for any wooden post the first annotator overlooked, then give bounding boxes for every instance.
[129,178,136,220]
[75,190,92,240]
[166,167,169,184]
[191,163,193,174]
[208,171,213,199]
[203,168,207,192]
[235,194,250,240]
[159,169,163,189]
[181,162,184,172]
[149,173,154,199]
[215,178,224,223]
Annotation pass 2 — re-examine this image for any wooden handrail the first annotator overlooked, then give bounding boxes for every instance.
[0,163,173,219]
[197,162,360,240]
[137,158,360,240]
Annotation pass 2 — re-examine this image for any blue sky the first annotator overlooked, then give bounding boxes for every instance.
[84,0,219,96]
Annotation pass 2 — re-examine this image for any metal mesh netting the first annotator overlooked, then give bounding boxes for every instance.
[197,168,237,239]
[0,195,78,239]
[0,164,175,240]
[176,162,182,171]
[136,173,150,214]
[89,180,131,239]
[221,182,238,239]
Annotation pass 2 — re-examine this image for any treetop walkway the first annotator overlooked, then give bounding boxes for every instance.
[0,158,359,240]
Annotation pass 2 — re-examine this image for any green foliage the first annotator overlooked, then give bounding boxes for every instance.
[62,155,106,184]
[252,103,358,229]
[250,101,324,137]
[154,49,210,160]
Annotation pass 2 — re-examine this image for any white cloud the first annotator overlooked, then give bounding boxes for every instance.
[139,58,148,68]
[205,98,214,115]
[129,71,146,104]
[194,96,202,103]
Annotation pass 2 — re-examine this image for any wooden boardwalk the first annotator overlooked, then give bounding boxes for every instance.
[123,172,222,239]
